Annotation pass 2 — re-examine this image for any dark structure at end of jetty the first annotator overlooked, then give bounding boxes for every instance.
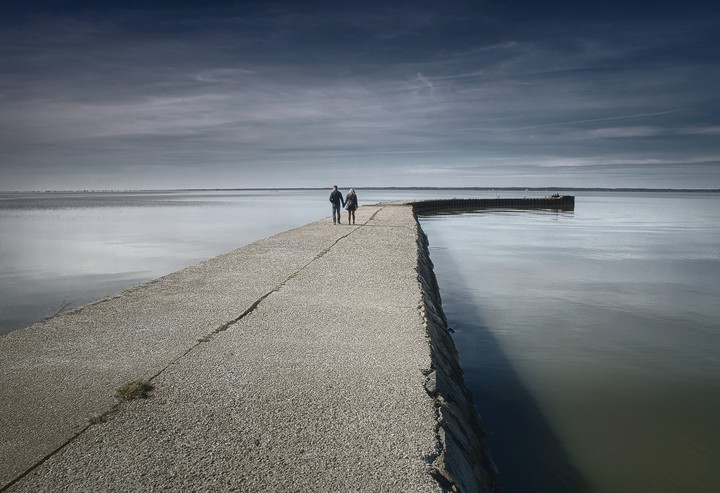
[411,195,575,215]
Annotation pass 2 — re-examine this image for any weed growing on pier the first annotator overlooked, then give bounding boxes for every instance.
[115,380,154,401]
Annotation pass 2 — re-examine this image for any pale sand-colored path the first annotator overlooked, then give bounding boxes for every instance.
[1,205,493,492]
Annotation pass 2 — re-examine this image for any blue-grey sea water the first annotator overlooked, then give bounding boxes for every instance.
[0,188,523,334]
[1,189,719,492]
[419,192,720,493]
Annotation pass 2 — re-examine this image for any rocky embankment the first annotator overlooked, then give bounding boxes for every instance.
[415,216,498,492]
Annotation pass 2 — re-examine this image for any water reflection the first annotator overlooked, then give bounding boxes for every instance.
[0,190,330,334]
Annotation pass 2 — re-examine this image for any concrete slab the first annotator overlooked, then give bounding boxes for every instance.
[1,205,494,492]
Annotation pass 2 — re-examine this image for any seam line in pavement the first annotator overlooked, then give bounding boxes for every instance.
[177,207,384,363]
[1,424,92,492]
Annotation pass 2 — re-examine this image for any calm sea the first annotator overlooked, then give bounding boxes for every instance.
[419,192,720,493]
[1,189,719,492]
[0,188,505,334]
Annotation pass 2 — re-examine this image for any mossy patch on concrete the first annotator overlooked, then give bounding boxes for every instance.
[115,380,154,401]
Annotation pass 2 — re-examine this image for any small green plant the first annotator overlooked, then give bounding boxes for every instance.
[115,380,154,401]
[88,414,107,425]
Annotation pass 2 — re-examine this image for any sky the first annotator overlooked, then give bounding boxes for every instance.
[1,0,718,190]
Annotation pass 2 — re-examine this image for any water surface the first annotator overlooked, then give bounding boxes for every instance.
[0,190,330,333]
[1,188,529,334]
[419,192,720,493]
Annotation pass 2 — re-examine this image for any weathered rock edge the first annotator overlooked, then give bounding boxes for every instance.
[413,213,499,493]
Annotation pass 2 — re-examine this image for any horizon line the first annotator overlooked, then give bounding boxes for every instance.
[2,187,719,194]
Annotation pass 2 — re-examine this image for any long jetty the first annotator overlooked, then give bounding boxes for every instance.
[0,197,572,492]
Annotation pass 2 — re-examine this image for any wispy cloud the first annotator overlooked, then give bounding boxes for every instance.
[485,111,678,134]
[585,126,666,139]
[677,126,720,136]
[1,2,718,190]
[415,73,435,93]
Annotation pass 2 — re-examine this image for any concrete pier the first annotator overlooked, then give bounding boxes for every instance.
[0,204,496,492]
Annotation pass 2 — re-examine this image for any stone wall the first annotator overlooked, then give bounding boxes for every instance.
[414,215,499,493]
[412,196,574,215]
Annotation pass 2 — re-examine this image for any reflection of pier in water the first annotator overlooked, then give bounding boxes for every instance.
[411,196,575,215]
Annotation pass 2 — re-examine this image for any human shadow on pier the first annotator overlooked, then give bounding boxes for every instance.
[427,245,591,493]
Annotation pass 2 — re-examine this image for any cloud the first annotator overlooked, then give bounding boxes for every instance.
[1,2,719,190]
[677,126,720,136]
[193,68,258,83]
[415,73,435,93]
[586,126,667,139]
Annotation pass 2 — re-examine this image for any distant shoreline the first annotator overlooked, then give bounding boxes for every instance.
[2,187,719,194]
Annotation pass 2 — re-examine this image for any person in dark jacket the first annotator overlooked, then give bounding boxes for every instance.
[329,185,345,224]
[345,188,358,225]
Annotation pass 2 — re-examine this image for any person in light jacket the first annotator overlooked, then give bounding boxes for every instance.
[345,188,358,225]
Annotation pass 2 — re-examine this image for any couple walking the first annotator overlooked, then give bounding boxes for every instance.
[329,185,358,225]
